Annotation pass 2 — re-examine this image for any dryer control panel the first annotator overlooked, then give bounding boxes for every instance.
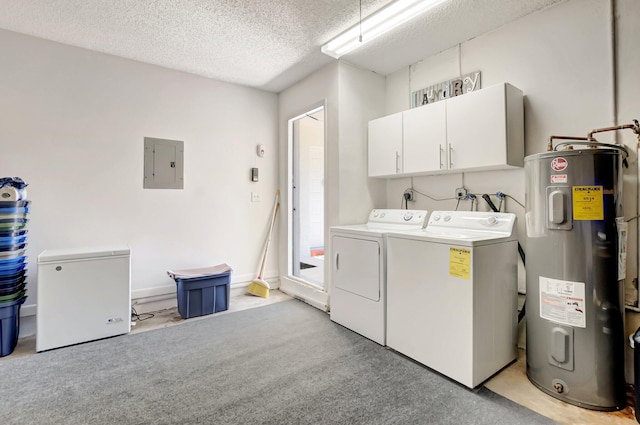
[368,209,428,229]
[428,211,516,235]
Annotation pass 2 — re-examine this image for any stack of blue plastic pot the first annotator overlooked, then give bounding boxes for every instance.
[0,199,29,357]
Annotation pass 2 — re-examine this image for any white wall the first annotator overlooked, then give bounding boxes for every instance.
[383,0,626,288]
[617,0,640,383]
[338,62,387,225]
[0,29,279,332]
[380,0,640,382]
[278,62,385,306]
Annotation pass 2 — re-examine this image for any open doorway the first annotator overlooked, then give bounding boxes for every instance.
[291,106,325,289]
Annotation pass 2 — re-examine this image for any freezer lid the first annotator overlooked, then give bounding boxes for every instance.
[38,246,131,263]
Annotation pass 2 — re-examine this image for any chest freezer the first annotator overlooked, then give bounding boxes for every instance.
[37,246,131,352]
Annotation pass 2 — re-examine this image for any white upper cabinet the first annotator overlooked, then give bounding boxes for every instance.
[368,112,403,177]
[446,82,524,171]
[403,100,447,174]
[368,82,524,178]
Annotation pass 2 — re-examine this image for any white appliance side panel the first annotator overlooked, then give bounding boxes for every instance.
[330,234,385,345]
[331,235,381,301]
[387,237,473,386]
[472,242,518,384]
[37,255,131,352]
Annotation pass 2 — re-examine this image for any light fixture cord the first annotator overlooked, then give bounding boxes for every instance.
[359,0,363,42]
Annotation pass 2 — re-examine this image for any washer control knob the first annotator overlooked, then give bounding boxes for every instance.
[403,212,414,221]
[432,215,440,221]
[380,212,386,218]
[487,216,498,225]
[443,215,451,222]
[372,211,379,218]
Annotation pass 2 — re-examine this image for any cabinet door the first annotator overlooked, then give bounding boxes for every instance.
[368,112,402,177]
[403,101,447,174]
[446,83,508,170]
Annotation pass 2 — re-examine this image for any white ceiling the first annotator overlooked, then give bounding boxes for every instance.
[0,0,566,93]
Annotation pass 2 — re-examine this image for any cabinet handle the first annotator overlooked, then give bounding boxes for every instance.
[395,151,400,173]
[449,144,453,169]
[336,253,339,270]
[439,144,444,169]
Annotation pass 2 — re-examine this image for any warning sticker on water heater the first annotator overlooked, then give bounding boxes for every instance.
[572,186,603,221]
[449,247,471,280]
[539,276,586,328]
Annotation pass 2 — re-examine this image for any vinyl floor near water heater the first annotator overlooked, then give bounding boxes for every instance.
[524,148,626,411]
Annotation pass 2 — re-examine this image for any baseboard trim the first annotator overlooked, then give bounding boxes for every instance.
[20,272,280,318]
[280,276,329,312]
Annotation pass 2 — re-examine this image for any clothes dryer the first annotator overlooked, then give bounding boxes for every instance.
[330,209,428,345]
[386,211,518,387]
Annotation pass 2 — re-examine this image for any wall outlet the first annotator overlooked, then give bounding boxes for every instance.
[455,187,467,200]
[403,189,415,202]
[251,192,260,202]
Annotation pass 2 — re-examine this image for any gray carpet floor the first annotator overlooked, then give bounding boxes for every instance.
[0,299,558,425]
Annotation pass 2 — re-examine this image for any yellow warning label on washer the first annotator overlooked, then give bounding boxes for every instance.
[449,247,471,280]
[572,186,603,221]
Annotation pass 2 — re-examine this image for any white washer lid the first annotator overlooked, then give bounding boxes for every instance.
[387,228,516,246]
[38,246,131,263]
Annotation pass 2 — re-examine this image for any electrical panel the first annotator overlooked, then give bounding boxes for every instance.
[143,137,184,189]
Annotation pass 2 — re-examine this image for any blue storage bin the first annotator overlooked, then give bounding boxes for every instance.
[0,206,28,214]
[0,200,29,208]
[0,270,26,284]
[0,235,27,245]
[0,264,26,277]
[0,243,26,252]
[0,289,26,303]
[174,271,230,319]
[0,249,26,260]
[0,296,26,357]
[0,280,25,295]
[0,229,27,237]
[0,255,26,266]
[0,219,28,231]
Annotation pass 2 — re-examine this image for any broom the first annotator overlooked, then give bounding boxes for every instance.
[247,190,280,298]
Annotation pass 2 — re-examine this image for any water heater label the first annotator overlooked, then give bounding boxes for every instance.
[539,276,586,328]
[550,174,567,184]
[449,247,471,280]
[617,217,628,280]
[572,186,603,221]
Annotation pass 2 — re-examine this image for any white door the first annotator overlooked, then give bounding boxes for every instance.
[332,235,381,301]
[368,112,403,177]
[446,83,507,170]
[403,101,447,173]
[282,105,328,310]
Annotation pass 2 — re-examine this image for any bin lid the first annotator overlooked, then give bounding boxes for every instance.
[38,246,131,263]
[167,263,232,280]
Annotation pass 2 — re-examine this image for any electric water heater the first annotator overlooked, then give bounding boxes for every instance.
[524,148,626,411]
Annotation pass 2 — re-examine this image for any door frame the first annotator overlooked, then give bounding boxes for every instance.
[280,101,329,311]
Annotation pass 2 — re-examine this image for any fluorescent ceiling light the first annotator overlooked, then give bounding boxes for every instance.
[321,0,448,59]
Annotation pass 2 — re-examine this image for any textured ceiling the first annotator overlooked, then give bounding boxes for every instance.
[0,0,566,93]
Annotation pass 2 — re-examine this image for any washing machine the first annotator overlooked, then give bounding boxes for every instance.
[330,209,428,345]
[386,211,518,388]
